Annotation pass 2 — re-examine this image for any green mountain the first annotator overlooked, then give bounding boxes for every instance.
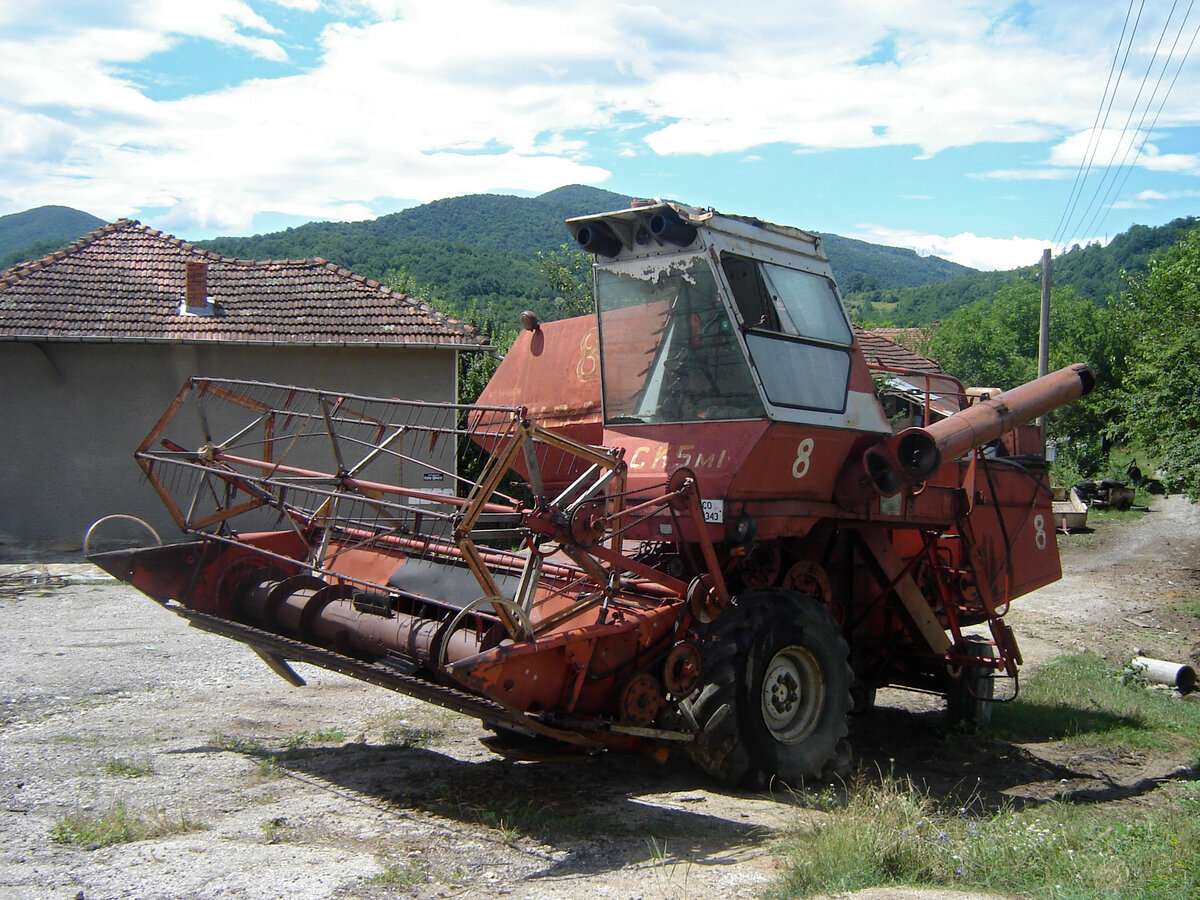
[0,205,105,269]
[6,191,1191,333]
[199,185,977,329]
[359,184,635,254]
[816,232,971,290]
[850,216,1200,325]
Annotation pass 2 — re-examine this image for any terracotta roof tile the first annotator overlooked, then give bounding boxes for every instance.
[854,325,942,373]
[0,220,485,348]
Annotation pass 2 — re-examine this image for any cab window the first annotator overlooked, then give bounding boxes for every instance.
[721,254,852,413]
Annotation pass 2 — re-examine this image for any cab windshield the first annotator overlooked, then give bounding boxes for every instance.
[596,255,766,424]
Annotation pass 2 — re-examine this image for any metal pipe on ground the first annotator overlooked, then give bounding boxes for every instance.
[1131,656,1196,693]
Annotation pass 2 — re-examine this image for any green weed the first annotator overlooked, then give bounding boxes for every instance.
[49,800,204,849]
[370,856,430,887]
[211,732,272,758]
[774,778,1200,900]
[429,778,582,841]
[381,722,443,748]
[773,654,1200,900]
[992,653,1200,756]
[259,816,292,844]
[100,756,154,778]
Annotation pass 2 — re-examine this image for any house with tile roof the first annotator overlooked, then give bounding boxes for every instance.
[0,220,487,544]
[855,325,978,429]
[854,325,940,374]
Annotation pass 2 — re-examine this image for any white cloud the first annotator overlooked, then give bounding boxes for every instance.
[848,223,1067,271]
[974,168,1074,181]
[1048,129,1200,174]
[1,1,1197,237]
[268,0,324,10]
[1111,188,1200,209]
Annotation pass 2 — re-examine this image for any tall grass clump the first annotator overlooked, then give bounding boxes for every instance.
[775,777,1200,899]
[775,653,1200,899]
[50,800,205,849]
[993,653,1200,759]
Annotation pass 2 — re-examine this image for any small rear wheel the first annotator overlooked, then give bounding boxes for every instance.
[687,588,852,787]
[946,635,996,726]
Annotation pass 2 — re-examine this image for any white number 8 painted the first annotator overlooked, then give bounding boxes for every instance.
[1033,514,1047,550]
[792,438,814,480]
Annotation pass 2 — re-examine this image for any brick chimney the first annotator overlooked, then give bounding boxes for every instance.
[185,260,209,310]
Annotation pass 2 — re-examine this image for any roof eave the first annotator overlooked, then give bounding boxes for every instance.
[0,334,492,351]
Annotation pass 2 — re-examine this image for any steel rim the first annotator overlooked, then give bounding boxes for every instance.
[761,644,825,743]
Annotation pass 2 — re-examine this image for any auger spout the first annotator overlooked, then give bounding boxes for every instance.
[863,363,1095,495]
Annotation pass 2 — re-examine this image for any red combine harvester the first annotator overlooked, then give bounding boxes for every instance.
[89,201,1094,786]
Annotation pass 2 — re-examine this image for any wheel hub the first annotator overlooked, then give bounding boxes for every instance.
[761,645,825,743]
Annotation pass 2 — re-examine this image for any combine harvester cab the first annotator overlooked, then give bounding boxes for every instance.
[90,200,1094,787]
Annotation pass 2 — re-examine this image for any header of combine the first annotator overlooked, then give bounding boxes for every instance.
[90,199,1094,787]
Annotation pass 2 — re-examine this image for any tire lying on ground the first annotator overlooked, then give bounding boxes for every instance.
[686,588,853,788]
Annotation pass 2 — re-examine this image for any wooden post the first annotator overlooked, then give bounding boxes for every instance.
[1038,248,1051,451]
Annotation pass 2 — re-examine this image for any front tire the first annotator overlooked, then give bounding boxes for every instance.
[687,589,853,787]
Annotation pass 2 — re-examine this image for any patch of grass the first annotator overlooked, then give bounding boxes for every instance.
[774,776,1200,899]
[51,733,90,744]
[367,708,448,749]
[280,731,310,752]
[281,726,349,752]
[259,816,293,844]
[1175,598,1200,619]
[992,653,1200,757]
[645,835,695,897]
[774,656,1200,900]
[370,856,431,887]
[99,756,154,778]
[211,732,272,758]
[49,800,205,849]
[381,722,443,749]
[1088,504,1151,524]
[429,778,584,841]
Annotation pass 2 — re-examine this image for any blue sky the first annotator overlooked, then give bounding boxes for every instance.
[2,1,1198,270]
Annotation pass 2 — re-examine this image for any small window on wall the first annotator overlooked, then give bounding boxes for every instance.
[720,254,853,413]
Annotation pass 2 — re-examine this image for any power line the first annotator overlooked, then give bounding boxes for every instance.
[1052,0,1145,247]
[1071,0,1187,243]
[1051,0,1142,246]
[1088,1,1200,240]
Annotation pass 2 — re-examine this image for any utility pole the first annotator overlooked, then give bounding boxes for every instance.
[1038,248,1051,451]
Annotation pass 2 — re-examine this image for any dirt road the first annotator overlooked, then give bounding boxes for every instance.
[1,498,1196,900]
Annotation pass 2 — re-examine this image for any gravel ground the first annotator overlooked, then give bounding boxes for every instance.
[1,497,1196,900]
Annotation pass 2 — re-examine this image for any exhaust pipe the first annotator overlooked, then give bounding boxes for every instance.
[574,222,623,257]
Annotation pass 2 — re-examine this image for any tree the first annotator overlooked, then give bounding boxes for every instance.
[537,243,592,317]
[1116,228,1200,498]
[921,281,1129,477]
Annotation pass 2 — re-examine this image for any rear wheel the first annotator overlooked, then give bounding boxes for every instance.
[946,635,996,726]
[687,589,852,787]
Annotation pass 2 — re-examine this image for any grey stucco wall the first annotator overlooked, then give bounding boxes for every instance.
[0,342,458,545]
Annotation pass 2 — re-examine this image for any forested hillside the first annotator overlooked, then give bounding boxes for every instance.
[359,184,634,254]
[817,233,970,290]
[0,205,105,269]
[200,186,640,327]
[848,216,1200,324]
[199,185,981,329]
